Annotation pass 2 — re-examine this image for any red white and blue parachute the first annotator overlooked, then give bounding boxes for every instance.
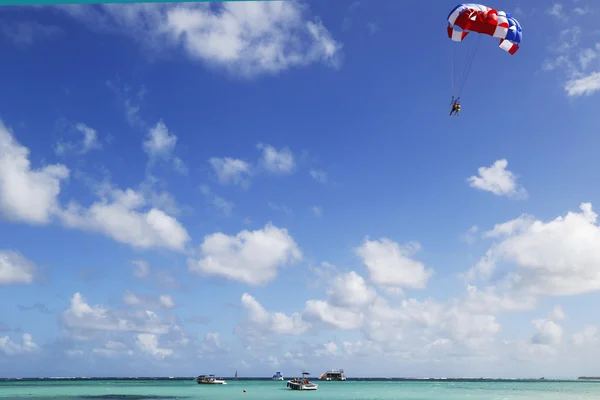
[446,3,522,103]
[447,3,522,55]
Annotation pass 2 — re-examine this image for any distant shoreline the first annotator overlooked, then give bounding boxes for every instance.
[0,377,593,382]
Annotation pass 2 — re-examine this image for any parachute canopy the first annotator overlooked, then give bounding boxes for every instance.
[447,3,522,55]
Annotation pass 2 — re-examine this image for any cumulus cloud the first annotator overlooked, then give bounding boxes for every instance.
[0,251,37,285]
[470,202,600,296]
[62,292,171,338]
[0,119,69,224]
[188,222,302,285]
[209,156,252,187]
[1,121,189,253]
[240,293,309,335]
[303,269,373,331]
[468,159,528,199]
[327,271,376,308]
[532,319,563,346]
[59,186,190,252]
[51,2,342,78]
[136,333,173,359]
[304,300,365,330]
[0,333,39,355]
[356,237,433,290]
[143,120,177,159]
[143,120,187,174]
[572,326,597,346]
[257,143,295,174]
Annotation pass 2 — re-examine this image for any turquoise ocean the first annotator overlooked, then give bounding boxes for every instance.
[1,379,599,400]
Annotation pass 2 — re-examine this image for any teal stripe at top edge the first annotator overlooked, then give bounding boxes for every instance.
[0,0,273,6]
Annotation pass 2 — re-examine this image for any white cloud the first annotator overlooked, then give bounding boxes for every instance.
[471,203,600,296]
[241,293,309,335]
[483,214,535,239]
[0,119,69,224]
[327,271,376,308]
[304,299,364,330]
[356,237,433,290]
[62,292,171,338]
[565,71,600,96]
[55,122,102,156]
[309,169,327,183]
[209,156,252,187]
[303,268,375,330]
[53,2,342,78]
[59,186,190,252]
[572,326,597,345]
[131,260,150,279]
[143,120,177,159]
[143,120,187,173]
[0,333,39,355]
[188,222,302,285]
[532,319,563,346]
[123,291,176,310]
[257,143,295,174]
[461,285,537,315]
[0,251,37,285]
[136,333,173,359]
[199,185,234,216]
[541,12,600,97]
[361,294,501,355]
[162,2,342,77]
[467,159,528,199]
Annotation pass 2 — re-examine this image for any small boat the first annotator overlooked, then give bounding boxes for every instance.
[234,370,238,380]
[272,371,284,381]
[287,371,318,390]
[319,369,347,381]
[196,375,227,384]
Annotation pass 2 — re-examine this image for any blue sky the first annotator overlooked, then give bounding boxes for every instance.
[2,0,600,379]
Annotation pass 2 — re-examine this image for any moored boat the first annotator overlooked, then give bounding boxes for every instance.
[287,371,318,390]
[196,375,227,384]
[319,369,346,381]
[272,371,284,381]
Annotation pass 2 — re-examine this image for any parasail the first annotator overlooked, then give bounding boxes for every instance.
[446,3,522,102]
[447,3,522,54]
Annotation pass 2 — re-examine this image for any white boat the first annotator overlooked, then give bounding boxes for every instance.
[272,371,284,381]
[319,369,347,381]
[287,371,318,390]
[196,375,227,384]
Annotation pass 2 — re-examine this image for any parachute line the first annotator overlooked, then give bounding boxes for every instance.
[453,33,481,99]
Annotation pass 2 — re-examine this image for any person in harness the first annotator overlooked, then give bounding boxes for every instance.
[449,97,461,116]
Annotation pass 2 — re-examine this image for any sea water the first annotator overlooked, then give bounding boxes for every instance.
[0,379,599,400]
